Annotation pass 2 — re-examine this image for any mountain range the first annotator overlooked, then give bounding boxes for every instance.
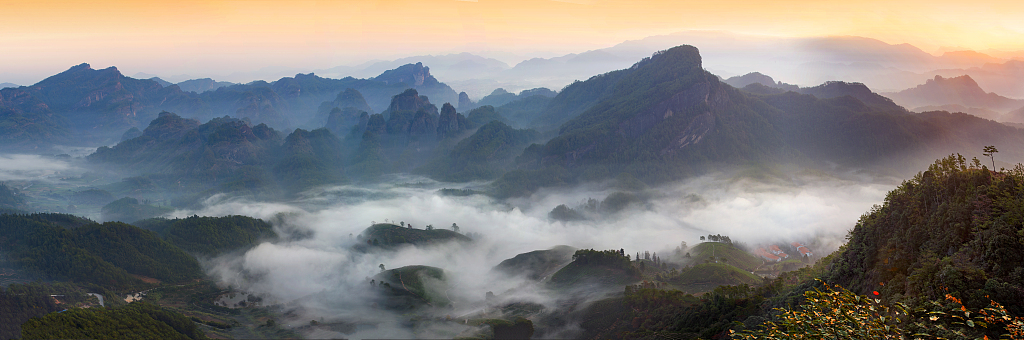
[33,44,1022,203]
[0,62,459,150]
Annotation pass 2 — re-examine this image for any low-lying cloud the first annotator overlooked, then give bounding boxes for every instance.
[169,172,897,338]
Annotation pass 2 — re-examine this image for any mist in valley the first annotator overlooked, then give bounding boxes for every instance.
[155,170,897,338]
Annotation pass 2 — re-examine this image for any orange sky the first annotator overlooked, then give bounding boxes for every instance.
[2,0,1023,83]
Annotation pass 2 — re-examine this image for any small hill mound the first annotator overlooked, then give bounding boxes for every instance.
[548,249,640,288]
[493,245,576,280]
[373,265,450,308]
[668,263,762,292]
[356,223,471,250]
[688,242,761,272]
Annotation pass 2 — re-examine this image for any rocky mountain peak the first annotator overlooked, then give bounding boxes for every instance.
[374,62,434,87]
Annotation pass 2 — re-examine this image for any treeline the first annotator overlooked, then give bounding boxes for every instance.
[571,249,633,267]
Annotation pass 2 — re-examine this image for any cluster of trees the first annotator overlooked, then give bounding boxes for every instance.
[356,223,471,250]
[571,249,632,267]
[700,234,732,243]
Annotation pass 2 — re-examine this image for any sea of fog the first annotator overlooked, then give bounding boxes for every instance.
[161,172,897,338]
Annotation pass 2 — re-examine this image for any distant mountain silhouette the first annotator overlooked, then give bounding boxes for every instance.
[463,87,556,111]
[1003,105,1024,124]
[885,75,1024,118]
[723,72,799,91]
[175,78,234,93]
[913,104,1003,121]
[0,62,461,149]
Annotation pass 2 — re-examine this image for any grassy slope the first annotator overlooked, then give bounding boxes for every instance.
[688,242,761,271]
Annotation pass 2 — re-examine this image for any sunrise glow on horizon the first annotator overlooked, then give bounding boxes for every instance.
[2,0,1023,84]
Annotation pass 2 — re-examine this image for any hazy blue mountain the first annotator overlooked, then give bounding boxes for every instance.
[88,112,283,194]
[274,127,347,191]
[0,87,72,149]
[119,126,142,142]
[885,75,1024,118]
[315,88,373,129]
[495,94,554,129]
[0,62,462,148]
[495,45,1024,197]
[17,63,204,141]
[175,78,234,93]
[373,62,458,107]
[147,77,172,87]
[329,52,509,80]
[465,87,557,112]
[723,72,799,91]
[0,82,20,89]
[913,104,1004,121]
[417,120,539,182]
[794,81,906,112]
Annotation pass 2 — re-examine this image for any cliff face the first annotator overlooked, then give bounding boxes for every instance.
[436,103,468,140]
[374,62,432,87]
[537,45,780,171]
[372,62,459,108]
[457,92,473,111]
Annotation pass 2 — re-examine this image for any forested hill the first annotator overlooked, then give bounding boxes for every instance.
[0,213,203,288]
[826,155,1024,314]
[575,156,1024,339]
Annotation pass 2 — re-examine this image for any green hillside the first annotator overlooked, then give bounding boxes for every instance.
[827,155,1024,313]
[576,155,1024,339]
[669,263,762,290]
[135,215,277,256]
[417,120,539,182]
[688,242,761,271]
[0,214,203,288]
[357,223,471,250]
[493,245,576,280]
[548,249,641,288]
[373,265,449,308]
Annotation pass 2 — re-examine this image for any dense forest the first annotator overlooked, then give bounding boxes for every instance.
[135,215,277,256]
[0,214,203,288]
[20,302,206,340]
[0,282,96,340]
